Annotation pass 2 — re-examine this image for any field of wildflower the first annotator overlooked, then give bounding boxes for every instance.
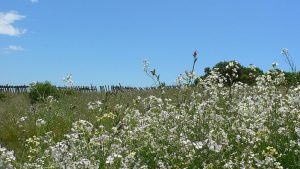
[1,56,300,168]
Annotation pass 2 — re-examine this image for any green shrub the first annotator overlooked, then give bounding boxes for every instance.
[240,67,264,85]
[0,92,6,101]
[284,71,300,86]
[200,61,264,86]
[29,81,58,103]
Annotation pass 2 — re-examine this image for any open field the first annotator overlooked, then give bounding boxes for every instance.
[2,0,300,168]
[1,68,300,169]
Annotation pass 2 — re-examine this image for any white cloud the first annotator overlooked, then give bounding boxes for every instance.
[30,0,39,3]
[0,11,26,36]
[4,45,24,51]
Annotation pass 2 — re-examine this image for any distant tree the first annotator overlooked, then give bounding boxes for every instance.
[240,66,264,85]
[198,61,263,86]
[197,60,300,86]
[213,61,243,85]
[284,71,300,86]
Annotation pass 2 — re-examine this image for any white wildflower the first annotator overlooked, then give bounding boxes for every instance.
[36,119,46,127]
[193,141,204,150]
[63,74,74,86]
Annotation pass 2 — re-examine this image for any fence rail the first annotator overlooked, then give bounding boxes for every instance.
[0,85,176,93]
[0,85,29,93]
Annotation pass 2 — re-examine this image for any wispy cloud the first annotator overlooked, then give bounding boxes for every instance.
[1,45,25,55]
[4,45,24,51]
[1,45,24,55]
[0,11,26,36]
[30,0,39,3]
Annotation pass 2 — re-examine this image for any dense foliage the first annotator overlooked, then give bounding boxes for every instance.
[284,71,300,86]
[199,61,299,86]
[28,81,58,103]
[200,61,263,86]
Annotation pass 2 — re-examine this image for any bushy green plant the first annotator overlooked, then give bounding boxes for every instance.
[200,61,263,86]
[29,81,58,103]
[284,71,300,86]
[0,92,6,101]
[240,66,264,85]
[201,61,242,85]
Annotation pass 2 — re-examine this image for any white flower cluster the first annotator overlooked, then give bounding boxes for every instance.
[36,119,46,128]
[0,145,15,169]
[87,100,102,110]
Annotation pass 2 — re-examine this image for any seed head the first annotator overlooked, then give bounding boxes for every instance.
[281,48,289,56]
[193,50,198,59]
[150,69,156,76]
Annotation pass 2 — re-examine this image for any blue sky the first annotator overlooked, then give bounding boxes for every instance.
[1,0,299,86]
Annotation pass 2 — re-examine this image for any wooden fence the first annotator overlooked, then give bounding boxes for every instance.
[0,85,29,93]
[0,84,176,93]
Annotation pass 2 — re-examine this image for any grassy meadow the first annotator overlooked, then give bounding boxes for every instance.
[1,61,300,168]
